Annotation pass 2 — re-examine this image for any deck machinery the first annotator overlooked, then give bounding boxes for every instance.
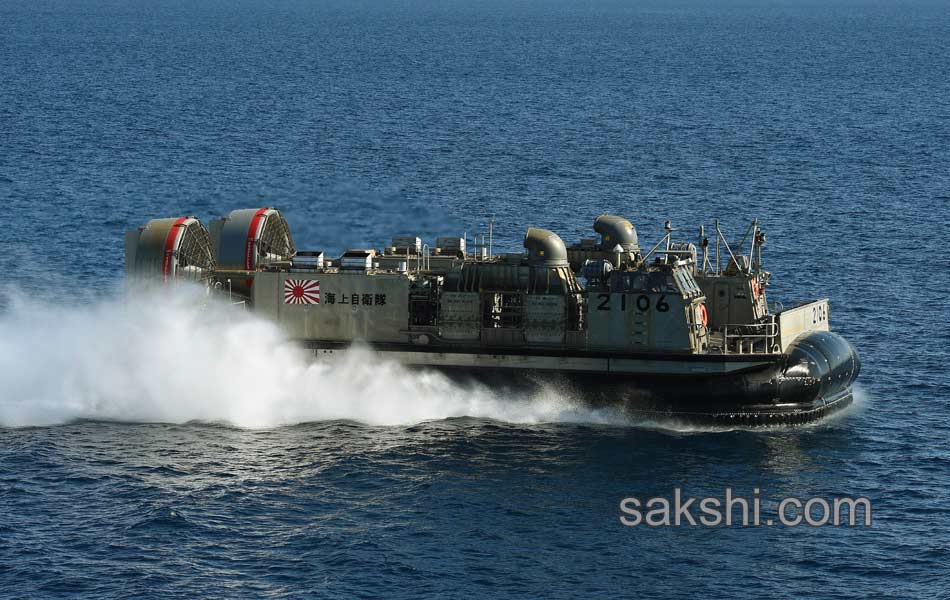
[125,209,860,425]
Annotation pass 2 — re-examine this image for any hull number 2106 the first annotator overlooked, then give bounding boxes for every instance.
[597,293,670,312]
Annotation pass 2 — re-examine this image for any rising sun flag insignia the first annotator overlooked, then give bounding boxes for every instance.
[283,279,320,305]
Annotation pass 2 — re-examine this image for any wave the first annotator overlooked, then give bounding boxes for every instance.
[0,287,617,428]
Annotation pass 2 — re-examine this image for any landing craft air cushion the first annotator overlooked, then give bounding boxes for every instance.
[125,209,860,425]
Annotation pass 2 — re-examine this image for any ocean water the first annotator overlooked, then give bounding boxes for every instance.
[2,0,949,597]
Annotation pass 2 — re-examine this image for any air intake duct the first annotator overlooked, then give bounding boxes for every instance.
[524,227,569,268]
[593,214,639,253]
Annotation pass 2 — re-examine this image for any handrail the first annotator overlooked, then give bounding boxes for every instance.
[415,244,431,272]
[720,319,779,354]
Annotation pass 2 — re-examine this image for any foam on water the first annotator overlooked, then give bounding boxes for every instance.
[0,287,625,429]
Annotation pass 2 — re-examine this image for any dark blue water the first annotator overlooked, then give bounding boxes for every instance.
[2,0,950,597]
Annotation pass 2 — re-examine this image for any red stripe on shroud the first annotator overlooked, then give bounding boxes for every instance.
[161,217,189,282]
[244,208,270,271]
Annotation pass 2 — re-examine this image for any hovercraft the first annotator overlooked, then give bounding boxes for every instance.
[125,210,860,425]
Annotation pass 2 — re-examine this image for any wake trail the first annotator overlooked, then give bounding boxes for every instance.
[0,288,621,428]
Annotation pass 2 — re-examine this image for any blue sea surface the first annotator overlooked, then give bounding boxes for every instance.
[2,0,949,597]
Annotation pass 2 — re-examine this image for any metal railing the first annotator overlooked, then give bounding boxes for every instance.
[415,244,431,272]
[719,318,779,354]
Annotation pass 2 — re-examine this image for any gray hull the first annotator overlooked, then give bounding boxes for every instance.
[305,330,861,426]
